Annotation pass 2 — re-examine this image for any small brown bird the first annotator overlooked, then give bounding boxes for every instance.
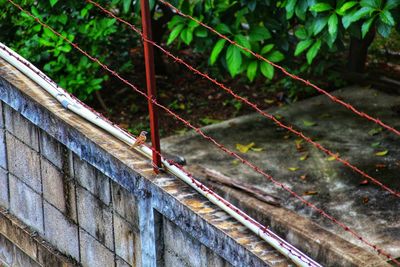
[130,131,147,149]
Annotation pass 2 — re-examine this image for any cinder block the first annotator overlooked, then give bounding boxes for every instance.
[0,101,4,128]
[13,242,41,267]
[39,131,63,169]
[73,155,110,205]
[9,174,44,235]
[4,105,39,151]
[41,159,77,222]
[163,219,202,267]
[6,133,41,193]
[79,229,114,267]
[111,182,138,227]
[116,255,132,267]
[0,130,6,169]
[114,214,135,265]
[0,234,13,266]
[77,186,114,250]
[0,168,8,208]
[43,201,79,261]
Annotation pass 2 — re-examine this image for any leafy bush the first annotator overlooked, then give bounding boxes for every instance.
[166,0,400,82]
[0,0,139,100]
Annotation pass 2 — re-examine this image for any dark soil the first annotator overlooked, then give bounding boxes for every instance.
[85,45,400,138]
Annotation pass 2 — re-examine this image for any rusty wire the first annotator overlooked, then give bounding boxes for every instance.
[87,0,400,198]
[5,0,400,264]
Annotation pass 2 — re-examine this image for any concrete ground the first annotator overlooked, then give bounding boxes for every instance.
[161,86,400,264]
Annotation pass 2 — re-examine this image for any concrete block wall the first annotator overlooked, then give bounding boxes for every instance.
[0,57,291,267]
[0,103,141,266]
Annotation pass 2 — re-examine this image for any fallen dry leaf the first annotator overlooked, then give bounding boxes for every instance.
[375,150,388,156]
[264,99,275,104]
[250,147,264,152]
[362,197,369,204]
[375,163,386,169]
[303,120,317,127]
[231,159,240,166]
[299,153,308,161]
[288,167,299,171]
[236,142,255,153]
[300,174,307,180]
[368,127,383,136]
[295,139,305,152]
[326,153,339,161]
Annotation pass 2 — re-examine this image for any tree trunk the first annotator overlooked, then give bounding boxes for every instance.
[347,29,375,73]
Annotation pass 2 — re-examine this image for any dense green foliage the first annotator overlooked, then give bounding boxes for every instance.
[0,0,399,100]
[0,0,140,99]
[166,0,400,81]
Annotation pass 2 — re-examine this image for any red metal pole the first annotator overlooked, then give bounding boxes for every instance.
[140,0,162,172]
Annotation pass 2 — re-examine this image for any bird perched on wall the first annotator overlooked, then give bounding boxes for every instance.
[130,131,147,149]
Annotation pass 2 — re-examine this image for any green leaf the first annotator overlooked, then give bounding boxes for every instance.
[362,17,375,38]
[306,39,321,64]
[310,3,332,12]
[180,28,193,45]
[188,19,199,29]
[350,6,374,23]
[295,27,308,39]
[247,61,258,82]
[166,24,184,45]
[195,27,208,37]
[43,27,58,41]
[267,51,284,62]
[122,0,131,13]
[249,26,271,41]
[360,0,381,9]
[38,38,54,47]
[49,0,58,7]
[210,39,226,65]
[58,14,68,25]
[215,23,232,34]
[168,15,185,30]
[380,10,395,26]
[261,44,274,54]
[313,17,329,35]
[234,35,251,56]
[385,0,399,9]
[342,9,358,28]
[337,1,357,15]
[260,62,274,79]
[328,13,338,37]
[295,39,313,56]
[226,45,242,77]
[286,0,297,19]
[377,21,392,37]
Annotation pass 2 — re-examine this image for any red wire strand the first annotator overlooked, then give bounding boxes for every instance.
[158,0,400,138]
[86,0,400,198]
[0,45,317,266]
[7,1,399,264]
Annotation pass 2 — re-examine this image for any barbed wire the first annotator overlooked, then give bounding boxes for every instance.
[5,0,399,264]
[158,0,400,138]
[87,0,400,198]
